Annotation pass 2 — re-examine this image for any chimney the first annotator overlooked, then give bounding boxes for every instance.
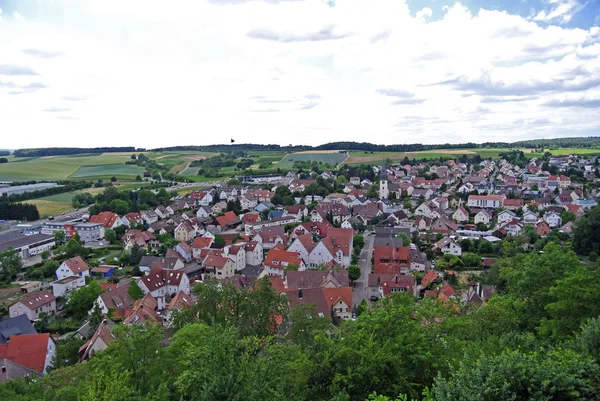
[298,288,303,299]
[395,276,398,284]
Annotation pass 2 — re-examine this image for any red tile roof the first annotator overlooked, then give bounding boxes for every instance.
[216,211,240,227]
[0,333,51,372]
[421,270,439,287]
[63,256,90,275]
[89,211,120,228]
[16,290,55,311]
[203,254,231,268]
[264,249,303,270]
[139,268,185,292]
[192,236,213,249]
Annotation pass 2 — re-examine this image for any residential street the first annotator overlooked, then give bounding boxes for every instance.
[352,233,374,308]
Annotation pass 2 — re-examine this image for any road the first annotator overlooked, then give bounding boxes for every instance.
[352,233,374,307]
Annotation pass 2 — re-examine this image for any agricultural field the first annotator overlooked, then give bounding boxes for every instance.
[71,164,145,178]
[26,199,74,218]
[525,147,600,157]
[0,153,141,181]
[148,151,217,174]
[275,151,348,170]
[345,148,511,165]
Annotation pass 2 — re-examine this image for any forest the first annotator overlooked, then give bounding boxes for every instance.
[12,147,138,157]
[1,234,600,400]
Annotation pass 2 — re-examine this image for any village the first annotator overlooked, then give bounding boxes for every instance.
[0,151,598,381]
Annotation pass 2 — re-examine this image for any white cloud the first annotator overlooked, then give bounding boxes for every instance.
[534,0,587,24]
[0,8,3,23]
[0,0,599,149]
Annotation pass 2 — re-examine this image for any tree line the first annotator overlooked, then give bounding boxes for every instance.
[0,202,39,221]
[13,147,139,157]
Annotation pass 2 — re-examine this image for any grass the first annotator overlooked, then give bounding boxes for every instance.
[71,164,146,178]
[25,199,74,218]
[524,148,600,157]
[276,152,348,169]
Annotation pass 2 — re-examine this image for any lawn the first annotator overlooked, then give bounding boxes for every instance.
[26,199,74,218]
[276,152,348,170]
[71,164,146,178]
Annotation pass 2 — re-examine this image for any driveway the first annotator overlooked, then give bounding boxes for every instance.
[352,233,374,307]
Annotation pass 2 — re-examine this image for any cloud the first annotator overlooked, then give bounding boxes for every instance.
[0,65,39,76]
[416,7,432,21]
[1,81,47,95]
[22,49,65,58]
[57,116,78,120]
[0,8,3,23]
[370,31,390,44]
[377,88,426,105]
[247,25,348,42]
[533,0,587,24]
[209,0,305,3]
[544,97,600,108]
[62,96,87,101]
[43,107,70,112]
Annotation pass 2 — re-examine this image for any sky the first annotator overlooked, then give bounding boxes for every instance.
[0,0,599,149]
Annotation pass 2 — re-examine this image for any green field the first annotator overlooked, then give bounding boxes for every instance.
[275,152,348,169]
[525,148,600,157]
[26,199,74,218]
[71,164,145,178]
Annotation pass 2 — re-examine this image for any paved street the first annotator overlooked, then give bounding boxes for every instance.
[352,233,374,307]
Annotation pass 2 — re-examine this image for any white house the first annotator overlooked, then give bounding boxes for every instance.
[452,206,469,223]
[203,254,236,280]
[50,276,86,297]
[497,210,516,226]
[244,241,264,266]
[523,210,539,225]
[137,269,190,310]
[9,290,56,321]
[434,238,462,256]
[543,211,563,228]
[55,256,90,281]
[474,210,492,226]
[223,245,246,272]
[467,195,505,209]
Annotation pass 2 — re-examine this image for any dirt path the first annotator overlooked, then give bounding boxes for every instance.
[169,156,207,174]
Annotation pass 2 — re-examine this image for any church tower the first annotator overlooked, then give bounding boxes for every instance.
[379,160,389,199]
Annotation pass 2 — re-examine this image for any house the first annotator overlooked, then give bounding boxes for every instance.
[264,248,304,277]
[215,211,241,230]
[0,315,36,345]
[121,212,143,227]
[140,210,159,225]
[78,320,115,362]
[415,201,443,219]
[254,228,287,250]
[223,245,246,271]
[174,221,196,242]
[536,220,551,237]
[137,268,190,310]
[95,283,136,315]
[139,256,184,272]
[373,246,410,274]
[285,287,353,320]
[9,290,56,321]
[192,236,214,260]
[90,265,115,278]
[154,206,172,219]
[165,292,194,327]
[543,211,562,228]
[123,294,160,325]
[433,237,462,256]
[211,201,227,214]
[196,206,212,219]
[368,274,417,300]
[0,333,56,374]
[474,210,492,226]
[89,211,122,229]
[202,253,236,280]
[523,210,539,225]
[500,219,524,236]
[55,256,90,281]
[287,233,317,267]
[50,276,86,297]
[452,206,469,223]
[285,205,308,221]
[497,210,516,225]
[409,245,427,273]
[503,198,524,210]
[285,270,350,290]
[244,241,264,266]
[467,195,505,209]
[307,228,354,268]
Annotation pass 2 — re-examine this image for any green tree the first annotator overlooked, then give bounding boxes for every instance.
[0,248,21,284]
[104,228,117,244]
[53,230,66,245]
[128,280,144,299]
[67,281,103,320]
[353,234,365,250]
[573,205,600,255]
[348,264,361,282]
[397,232,411,246]
[89,303,104,333]
[367,184,379,199]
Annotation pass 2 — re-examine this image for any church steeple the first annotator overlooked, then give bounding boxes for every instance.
[380,160,388,181]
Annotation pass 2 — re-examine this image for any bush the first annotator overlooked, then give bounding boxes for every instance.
[589,252,598,262]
